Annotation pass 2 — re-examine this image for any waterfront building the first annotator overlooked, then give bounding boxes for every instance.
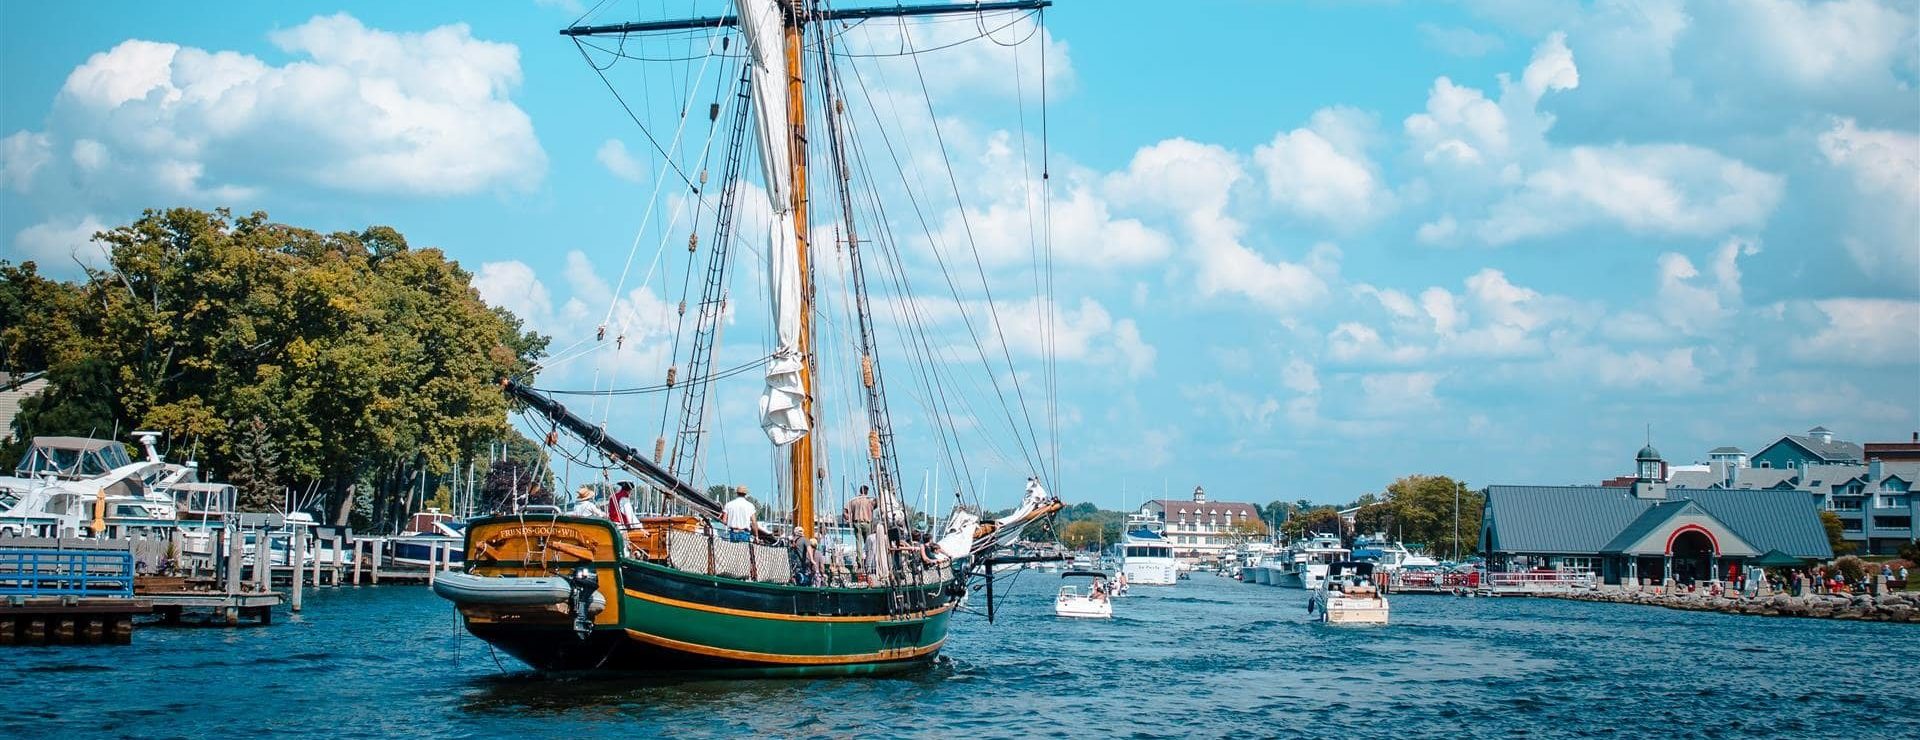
[1137,486,1260,561]
[1748,426,1863,469]
[0,371,48,447]
[1481,445,1833,584]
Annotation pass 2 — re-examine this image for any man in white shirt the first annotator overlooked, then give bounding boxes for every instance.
[722,486,761,542]
[569,485,605,518]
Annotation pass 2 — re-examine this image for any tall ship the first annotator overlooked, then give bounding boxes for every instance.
[1119,513,1177,586]
[434,0,1064,675]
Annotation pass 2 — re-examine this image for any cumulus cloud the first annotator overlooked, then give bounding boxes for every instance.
[10,215,110,270]
[1818,118,1920,280]
[1,132,52,193]
[9,13,543,212]
[1791,299,1920,367]
[1107,138,1332,315]
[1253,107,1391,225]
[1407,31,1784,246]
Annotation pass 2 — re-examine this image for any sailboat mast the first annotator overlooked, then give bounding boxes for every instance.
[784,0,817,539]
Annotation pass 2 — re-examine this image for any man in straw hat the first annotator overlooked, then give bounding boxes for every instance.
[569,484,606,518]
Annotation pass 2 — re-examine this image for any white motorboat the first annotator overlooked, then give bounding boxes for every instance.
[389,509,465,567]
[1119,515,1176,586]
[1273,533,1348,589]
[1352,536,1441,572]
[1308,561,1389,625]
[1054,570,1113,619]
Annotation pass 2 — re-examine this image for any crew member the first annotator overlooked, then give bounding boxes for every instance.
[608,481,638,528]
[723,486,762,543]
[569,485,605,517]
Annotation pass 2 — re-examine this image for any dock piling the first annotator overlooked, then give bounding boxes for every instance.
[289,526,306,613]
[224,524,243,598]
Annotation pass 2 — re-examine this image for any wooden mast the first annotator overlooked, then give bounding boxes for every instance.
[784,0,816,539]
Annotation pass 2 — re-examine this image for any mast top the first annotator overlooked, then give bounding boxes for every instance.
[560,1,1051,36]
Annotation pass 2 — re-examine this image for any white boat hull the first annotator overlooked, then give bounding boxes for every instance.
[1055,595,1112,619]
[1273,569,1306,588]
[1122,560,1176,586]
[1315,594,1390,625]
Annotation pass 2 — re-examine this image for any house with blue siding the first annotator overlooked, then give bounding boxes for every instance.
[1748,426,1864,470]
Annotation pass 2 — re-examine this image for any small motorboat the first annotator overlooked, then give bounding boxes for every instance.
[1055,569,1113,619]
[1308,561,1389,625]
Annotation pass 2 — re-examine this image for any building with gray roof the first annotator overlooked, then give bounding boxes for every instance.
[1483,446,1833,585]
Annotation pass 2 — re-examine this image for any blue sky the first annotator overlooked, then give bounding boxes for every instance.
[3,1,1917,512]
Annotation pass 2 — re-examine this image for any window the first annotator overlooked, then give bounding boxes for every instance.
[1834,499,1864,512]
[1842,519,1863,532]
[1872,516,1912,531]
[1876,495,1910,509]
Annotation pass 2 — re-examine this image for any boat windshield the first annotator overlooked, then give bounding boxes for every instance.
[1124,545,1171,558]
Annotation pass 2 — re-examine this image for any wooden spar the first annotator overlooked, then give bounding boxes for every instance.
[558,1,1051,36]
[785,0,816,540]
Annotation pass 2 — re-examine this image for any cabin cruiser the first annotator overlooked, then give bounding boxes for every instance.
[1119,514,1176,586]
[1352,536,1441,572]
[0,434,198,539]
[1055,570,1113,619]
[389,509,465,567]
[1308,561,1389,625]
[242,512,357,567]
[1272,533,1349,590]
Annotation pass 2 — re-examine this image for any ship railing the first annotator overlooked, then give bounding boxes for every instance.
[0,548,136,598]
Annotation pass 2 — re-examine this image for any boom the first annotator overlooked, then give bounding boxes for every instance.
[502,379,725,518]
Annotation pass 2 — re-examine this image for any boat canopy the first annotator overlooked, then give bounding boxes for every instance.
[1326,561,1377,578]
[1061,569,1109,580]
[14,437,134,479]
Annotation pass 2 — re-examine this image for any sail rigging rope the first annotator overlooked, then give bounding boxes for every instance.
[898,17,1046,484]
[525,353,772,396]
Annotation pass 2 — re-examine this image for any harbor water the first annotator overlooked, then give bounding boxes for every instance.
[8,573,1917,739]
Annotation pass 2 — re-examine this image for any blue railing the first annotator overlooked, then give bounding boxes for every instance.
[0,548,136,598]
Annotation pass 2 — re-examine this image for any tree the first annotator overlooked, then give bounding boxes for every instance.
[1284,507,1341,539]
[1225,517,1270,542]
[0,208,550,529]
[1059,520,1104,551]
[1,356,119,466]
[1375,475,1481,558]
[228,416,282,512]
[1819,511,1855,556]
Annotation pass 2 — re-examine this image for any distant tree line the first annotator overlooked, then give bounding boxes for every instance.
[0,207,550,531]
[1003,474,1484,559]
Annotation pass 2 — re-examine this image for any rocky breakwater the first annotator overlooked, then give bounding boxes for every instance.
[1549,588,1920,622]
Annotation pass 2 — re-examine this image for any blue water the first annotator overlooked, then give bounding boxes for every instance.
[6,573,1917,739]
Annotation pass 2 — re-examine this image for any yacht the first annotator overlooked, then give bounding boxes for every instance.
[1119,514,1177,586]
[1308,561,1390,625]
[1272,533,1349,589]
[0,435,196,539]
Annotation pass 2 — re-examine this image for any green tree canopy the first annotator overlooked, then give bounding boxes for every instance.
[1,208,548,528]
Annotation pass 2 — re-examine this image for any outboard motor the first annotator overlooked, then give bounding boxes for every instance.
[568,567,598,640]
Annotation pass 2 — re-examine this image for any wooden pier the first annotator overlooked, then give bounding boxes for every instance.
[1388,569,1598,597]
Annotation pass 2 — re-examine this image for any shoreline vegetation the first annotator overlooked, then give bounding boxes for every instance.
[0,208,551,531]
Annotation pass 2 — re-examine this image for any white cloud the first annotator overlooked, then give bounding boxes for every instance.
[1654,237,1756,336]
[1253,107,1391,225]
[472,260,555,333]
[10,13,543,210]
[1818,118,1920,280]
[1,132,53,193]
[1108,138,1332,315]
[1477,145,1784,245]
[1792,299,1920,367]
[596,139,648,184]
[1358,372,1441,416]
[1695,0,1917,93]
[1281,358,1320,395]
[11,215,110,271]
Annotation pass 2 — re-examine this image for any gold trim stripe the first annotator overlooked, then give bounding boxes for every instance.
[623,588,953,623]
[622,628,944,665]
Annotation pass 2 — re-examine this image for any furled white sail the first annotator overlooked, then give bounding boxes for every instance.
[739,0,809,446]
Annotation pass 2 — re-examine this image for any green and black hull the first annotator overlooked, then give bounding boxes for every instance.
[453,515,955,677]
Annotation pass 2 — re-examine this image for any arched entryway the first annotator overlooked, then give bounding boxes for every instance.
[1667,525,1719,584]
